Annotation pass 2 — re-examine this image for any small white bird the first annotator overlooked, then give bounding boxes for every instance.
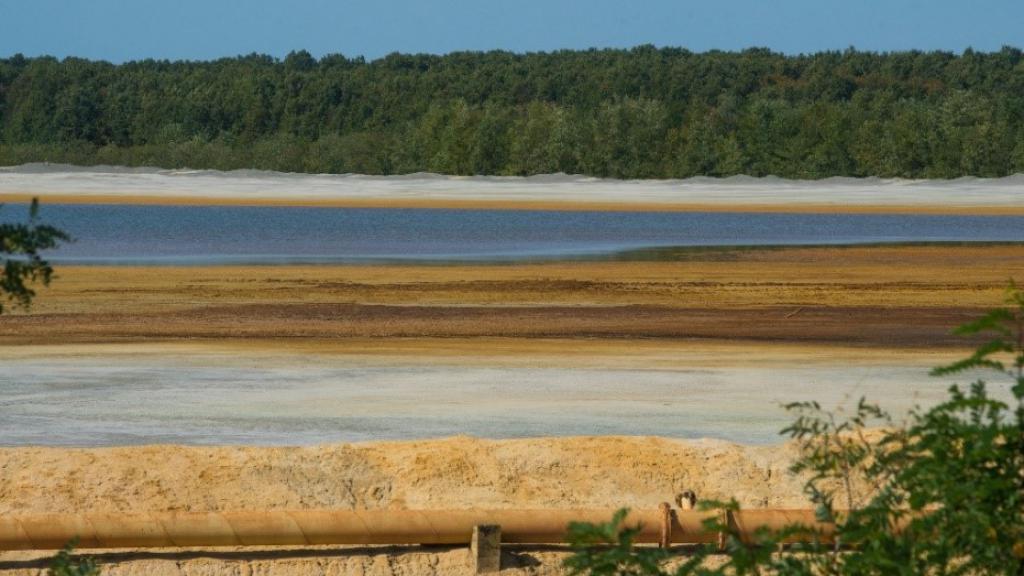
[675,490,698,510]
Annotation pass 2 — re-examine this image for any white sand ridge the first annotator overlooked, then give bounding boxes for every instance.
[1,164,1023,210]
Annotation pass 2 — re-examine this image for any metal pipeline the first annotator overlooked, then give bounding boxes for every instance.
[728,509,834,545]
[0,508,831,551]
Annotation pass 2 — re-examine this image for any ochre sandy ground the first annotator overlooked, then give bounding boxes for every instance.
[4,191,1024,215]
[0,437,804,514]
[4,244,1022,347]
[0,437,799,575]
[0,337,961,369]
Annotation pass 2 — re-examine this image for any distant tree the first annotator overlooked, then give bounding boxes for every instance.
[0,199,68,314]
[283,50,317,72]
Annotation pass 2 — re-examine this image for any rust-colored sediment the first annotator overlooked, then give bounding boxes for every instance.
[4,244,1021,348]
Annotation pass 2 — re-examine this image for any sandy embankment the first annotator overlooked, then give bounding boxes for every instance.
[0,436,804,575]
[0,437,804,514]
[2,165,1024,214]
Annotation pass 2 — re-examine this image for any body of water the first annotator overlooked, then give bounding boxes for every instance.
[3,203,1023,264]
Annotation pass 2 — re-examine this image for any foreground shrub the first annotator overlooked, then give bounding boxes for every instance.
[48,540,99,576]
[0,199,68,313]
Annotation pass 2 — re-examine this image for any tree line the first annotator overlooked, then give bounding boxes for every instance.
[2,46,1024,178]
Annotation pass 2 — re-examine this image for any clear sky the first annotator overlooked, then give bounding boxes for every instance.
[2,0,1023,62]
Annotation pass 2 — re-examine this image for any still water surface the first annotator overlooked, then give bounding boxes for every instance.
[5,204,1023,264]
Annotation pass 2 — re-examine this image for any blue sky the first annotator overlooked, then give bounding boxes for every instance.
[2,0,1022,62]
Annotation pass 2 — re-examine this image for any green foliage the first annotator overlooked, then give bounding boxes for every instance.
[566,284,1024,574]
[0,198,69,313]
[565,500,818,576]
[48,540,100,576]
[3,48,1024,177]
[565,509,680,576]
[931,282,1024,398]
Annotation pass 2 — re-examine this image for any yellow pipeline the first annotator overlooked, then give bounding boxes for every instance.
[0,508,830,551]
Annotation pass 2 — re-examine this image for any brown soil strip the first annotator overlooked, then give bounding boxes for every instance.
[0,303,986,347]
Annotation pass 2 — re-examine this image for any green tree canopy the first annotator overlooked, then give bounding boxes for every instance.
[2,47,1024,178]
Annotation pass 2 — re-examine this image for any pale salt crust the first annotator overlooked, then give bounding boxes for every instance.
[1,164,1023,208]
[0,343,995,446]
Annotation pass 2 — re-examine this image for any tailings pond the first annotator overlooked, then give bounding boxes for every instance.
[4,203,1024,264]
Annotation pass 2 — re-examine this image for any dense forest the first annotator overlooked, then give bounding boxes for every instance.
[1,46,1023,178]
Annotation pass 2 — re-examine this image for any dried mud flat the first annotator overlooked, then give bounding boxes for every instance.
[0,436,801,575]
